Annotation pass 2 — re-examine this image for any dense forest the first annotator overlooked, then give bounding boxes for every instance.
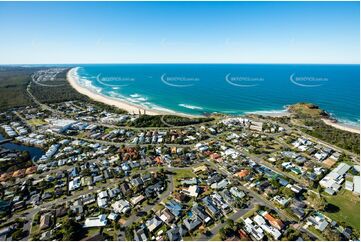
[129,115,214,127]
[0,66,42,110]
[303,119,360,154]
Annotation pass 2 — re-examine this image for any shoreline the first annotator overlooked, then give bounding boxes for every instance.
[67,67,199,118]
[67,67,360,133]
[321,118,360,134]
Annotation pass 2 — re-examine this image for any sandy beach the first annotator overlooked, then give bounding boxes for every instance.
[322,118,360,134]
[67,67,197,117]
[68,67,360,134]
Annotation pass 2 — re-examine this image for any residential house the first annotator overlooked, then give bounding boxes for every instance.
[146,216,163,233]
[166,225,186,241]
[158,208,175,225]
[165,200,182,217]
[192,204,212,224]
[84,214,107,228]
[40,213,52,230]
[134,227,148,241]
[182,185,199,197]
[244,217,264,241]
[319,163,351,194]
[183,216,201,232]
[111,200,131,214]
[261,212,284,230]
[307,213,329,232]
[253,215,281,240]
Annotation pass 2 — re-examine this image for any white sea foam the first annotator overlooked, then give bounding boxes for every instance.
[221,110,241,114]
[336,118,360,128]
[127,93,148,103]
[130,93,141,98]
[77,76,102,93]
[127,96,176,114]
[108,91,124,99]
[179,104,203,110]
[73,68,102,93]
[151,105,177,113]
[126,97,141,103]
[245,109,287,114]
[107,91,151,110]
[106,91,151,110]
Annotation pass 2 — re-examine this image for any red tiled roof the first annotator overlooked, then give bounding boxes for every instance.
[236,170,250,178]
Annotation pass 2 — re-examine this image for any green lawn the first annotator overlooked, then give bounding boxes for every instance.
[85,227,101,237]
[323,189,360,233]
[27,118,47,126]
[210,233,222,241]
[171,169,196,189]
[104,128,113,134]
[182,235,195,241]
[308,226,327,240]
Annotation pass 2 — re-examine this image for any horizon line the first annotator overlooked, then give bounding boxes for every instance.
[0,62,360,65]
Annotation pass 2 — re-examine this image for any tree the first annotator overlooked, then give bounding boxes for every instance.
[62,218,83,240]
[270,179,280,188]
[219,228,226,240]
[324,228,342,241]
[125,227,134,241]
[235,200,245,209]
[12,229,24,240]
[226,219,234,229]
[80,168,91,176]
[284,228,300,240]
[307,192,327,211]
[281,187,294,198]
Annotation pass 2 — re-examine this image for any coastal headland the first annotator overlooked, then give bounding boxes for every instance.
[287,103,360,134]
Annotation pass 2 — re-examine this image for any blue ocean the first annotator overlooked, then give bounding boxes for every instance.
[75,64,360,126]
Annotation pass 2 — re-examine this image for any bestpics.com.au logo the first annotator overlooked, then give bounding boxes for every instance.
[225,73,264,87]
[290,73,328,87]
[161,73,200,87]
[96,74,135,87]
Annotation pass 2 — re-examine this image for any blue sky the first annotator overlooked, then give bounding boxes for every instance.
[0,1,359,64]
